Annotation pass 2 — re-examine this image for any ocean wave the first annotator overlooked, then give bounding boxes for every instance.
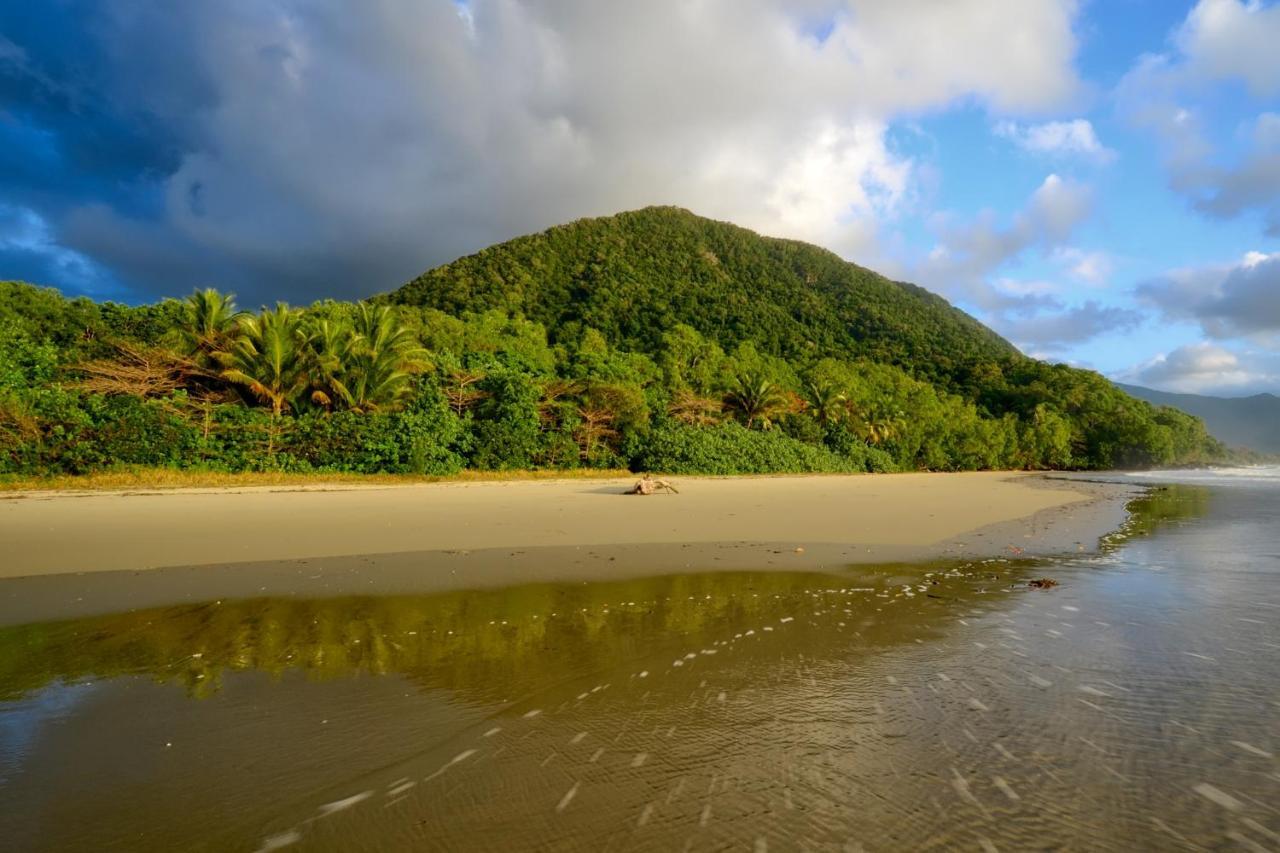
[1122,466,1280,484]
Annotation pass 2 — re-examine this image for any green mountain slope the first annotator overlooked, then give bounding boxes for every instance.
[0,208,1236,478]
[389,206,1016,388]
[380,206,1230,470]
[1117,384,1280,454]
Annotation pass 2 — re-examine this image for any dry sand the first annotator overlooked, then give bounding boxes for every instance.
[0,472,1129,579]
[0,471,1140,624]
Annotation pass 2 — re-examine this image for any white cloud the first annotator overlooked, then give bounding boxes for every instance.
[22,0,1085,301]
[1189,113,1280,233]
[1027,174,1094,240]
[1051,247,1113,285]
[993,119,1116,162]
[1116,4,1280,234]
[909,175,1137,351]
[814,0,1082,113]
[1123,341,1280,394]
[917,173,1094,310]
[1176,0,1280,96]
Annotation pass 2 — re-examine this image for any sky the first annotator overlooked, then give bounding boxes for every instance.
[2,0,1279,397]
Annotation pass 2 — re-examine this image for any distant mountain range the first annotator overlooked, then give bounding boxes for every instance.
[1117,384,1280,454]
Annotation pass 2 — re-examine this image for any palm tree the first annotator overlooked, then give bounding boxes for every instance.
[724,372,792,430]
[852,406,905,446]
[302,317,355,410]
[181,289,244,367]
[805,378,848,426]
[342,304,429,412]
[216,303,310,421]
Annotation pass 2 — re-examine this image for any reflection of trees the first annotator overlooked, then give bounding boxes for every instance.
[0,490,1206,704]
[0,571,863,702]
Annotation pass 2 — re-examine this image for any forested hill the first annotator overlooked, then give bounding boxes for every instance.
[389,206,1016,389]
[0,207,1242,479]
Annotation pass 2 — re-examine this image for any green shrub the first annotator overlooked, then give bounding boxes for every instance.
[632,421,891,475]
[287,397,463,475]
[468,369,545,469]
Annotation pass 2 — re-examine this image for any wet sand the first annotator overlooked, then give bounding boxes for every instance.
[0,472,1128,578]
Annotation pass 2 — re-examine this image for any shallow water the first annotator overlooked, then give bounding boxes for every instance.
[0,474,1277,851]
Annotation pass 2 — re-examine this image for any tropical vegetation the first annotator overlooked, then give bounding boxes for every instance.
[0,207,1238,479]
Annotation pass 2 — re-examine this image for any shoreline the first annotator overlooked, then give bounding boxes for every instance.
[0,472,1129,578]
[0,472,1137,598]
[0,471,1139,625]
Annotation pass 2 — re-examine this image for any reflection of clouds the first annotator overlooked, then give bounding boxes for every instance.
[0,680,94,782]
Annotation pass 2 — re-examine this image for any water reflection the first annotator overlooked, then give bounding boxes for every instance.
[0,560,1045,852]
[2,483,1275,852]
[0,565,1029,705]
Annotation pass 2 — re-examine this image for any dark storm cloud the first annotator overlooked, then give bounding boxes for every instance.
[0,1,1083,304]
[0,3,205,208]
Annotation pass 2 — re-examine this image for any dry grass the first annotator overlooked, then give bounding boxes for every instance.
[0,466,634,494]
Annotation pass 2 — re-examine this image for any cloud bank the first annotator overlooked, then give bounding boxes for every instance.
[1138,251,1280,342]
[1124,342,1280,395]
[0,0,1084,304]
[1125,250,1280,395]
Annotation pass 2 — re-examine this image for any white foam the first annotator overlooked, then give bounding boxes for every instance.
[255,830,302,852]
[556,782,579,813]
[317,791,372,816]
[1231,740,1274,758]
[1193,782,1243,811]
[992,776,1020,802]
[387,781,416,798]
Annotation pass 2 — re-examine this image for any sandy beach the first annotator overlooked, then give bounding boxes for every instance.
[0,470,1139,625]
[1,471,1131,578]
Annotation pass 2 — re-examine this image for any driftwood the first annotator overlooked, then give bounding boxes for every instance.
[626,475,678,495]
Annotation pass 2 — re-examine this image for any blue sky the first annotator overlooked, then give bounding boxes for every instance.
[2,0,1279,395]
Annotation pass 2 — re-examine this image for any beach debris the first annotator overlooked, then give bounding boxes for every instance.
[1027,578,1059,590]
[626,475,678,495]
